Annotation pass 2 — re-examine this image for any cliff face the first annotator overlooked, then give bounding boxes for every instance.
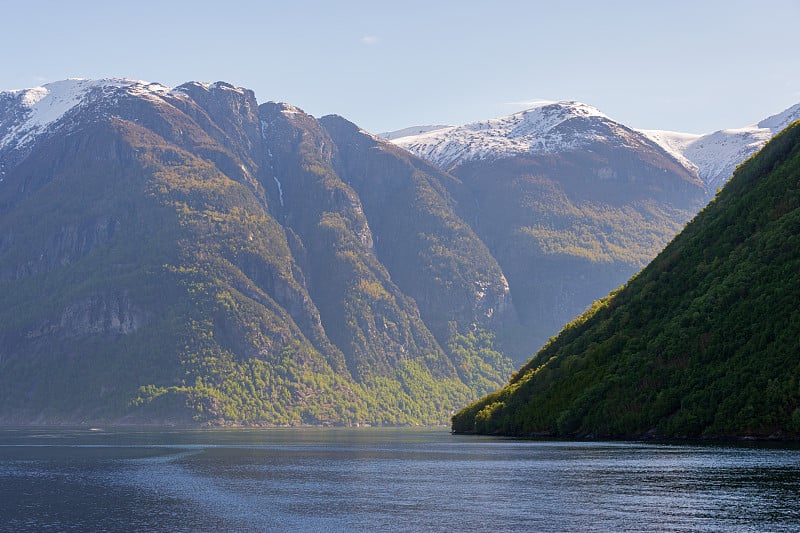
[0,80,517,425]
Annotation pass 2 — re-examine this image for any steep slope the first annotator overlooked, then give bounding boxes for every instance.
[318,115,516,391]
[453,120,800,439]
[0,80,358,424]
[393,102,707,359]
[258,102,514,416]
[319,116,513,340]
[640,103,800,192]
[0,79,514,425]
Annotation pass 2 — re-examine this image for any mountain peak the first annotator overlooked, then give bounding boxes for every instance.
[0,78,174,152]
[518,99,608,117]
[757,102,800,132]
[640,102,800,191]
[389,101,631,170]
[174,80,251,97]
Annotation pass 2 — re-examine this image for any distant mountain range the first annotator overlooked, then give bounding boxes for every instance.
[453,119,800,439]
[382,101,799,356]
[384,101,800,194]
[0,78,795,426]
[639,103,800,191]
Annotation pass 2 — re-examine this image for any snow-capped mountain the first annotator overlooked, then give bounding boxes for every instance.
[389,101,676,172]
[639,103,800,192]
[0,78,179,176]
[0,78,266,182]
[386,100,707,359]
[388,100,800,194]
[0,78,177,147]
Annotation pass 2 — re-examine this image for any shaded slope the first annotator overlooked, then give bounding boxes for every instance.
[318,116,514,348]
[449,129,706,360]
[453,120,800,439]
[318,115,516,391]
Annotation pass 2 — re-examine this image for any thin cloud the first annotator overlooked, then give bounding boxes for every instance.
[504,99,557,108]
[361,36,380,46]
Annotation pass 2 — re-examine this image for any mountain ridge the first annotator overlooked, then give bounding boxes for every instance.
[639,103,800,191]
[387,100,800,194]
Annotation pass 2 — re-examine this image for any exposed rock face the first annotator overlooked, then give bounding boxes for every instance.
[24,291,147,339]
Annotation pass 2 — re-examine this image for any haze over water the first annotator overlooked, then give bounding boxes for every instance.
[1,427,799,532]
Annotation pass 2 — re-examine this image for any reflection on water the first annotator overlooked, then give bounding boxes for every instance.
[1,427,799,532]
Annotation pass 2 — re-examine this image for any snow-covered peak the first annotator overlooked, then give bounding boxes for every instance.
[757,102,800,132]
[506,101,608,138]
[0,78,174,151]
[390,101,618,170]
[639,103,800,191]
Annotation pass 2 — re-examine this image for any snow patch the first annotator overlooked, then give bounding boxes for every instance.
[280,105,302,117]
[757,103,800,131]
[19,86,48,107]
[186,81,246,95]
[638,129,701,173]
[211,82,246,95]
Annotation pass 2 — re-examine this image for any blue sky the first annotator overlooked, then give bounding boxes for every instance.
[2,0,798,134]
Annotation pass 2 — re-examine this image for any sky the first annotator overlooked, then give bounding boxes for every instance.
[1,0,799,135]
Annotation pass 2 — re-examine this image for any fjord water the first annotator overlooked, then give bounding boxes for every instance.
[1,428,799,532]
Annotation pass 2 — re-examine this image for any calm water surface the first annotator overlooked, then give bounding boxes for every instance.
[0,427,799,532]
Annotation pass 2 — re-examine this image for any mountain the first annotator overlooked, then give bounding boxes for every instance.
[452,120,800,439]
[639,103,800,192]
[0,78,516,426]
[390,102,708,357]
[387,102,800,195]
